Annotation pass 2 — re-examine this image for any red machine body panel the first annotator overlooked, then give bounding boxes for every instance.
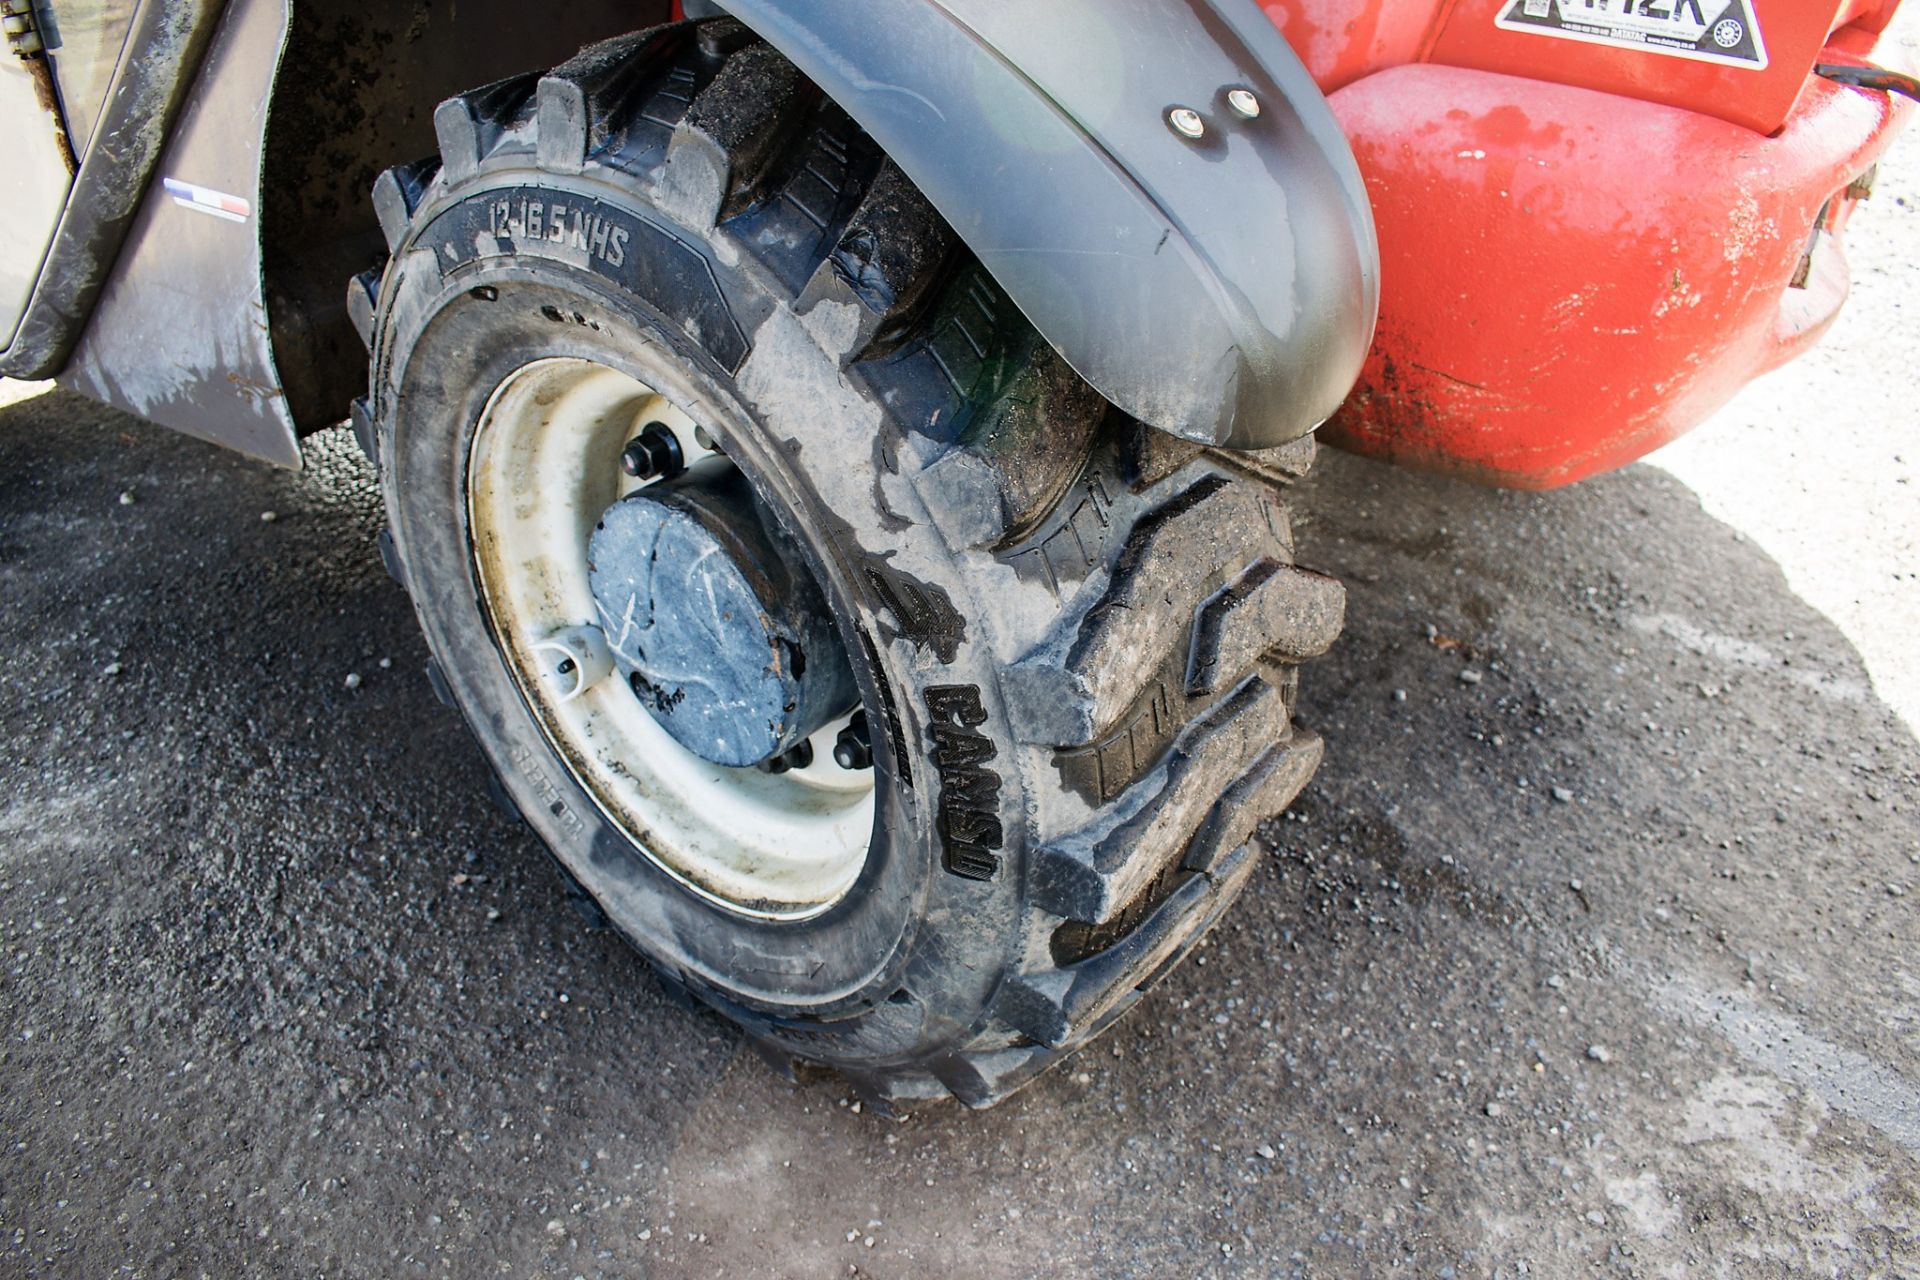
[1428,0,1895,134]
[1264,0,1898,130]
[1325,63,1904,487]
[1259,0,1910,487]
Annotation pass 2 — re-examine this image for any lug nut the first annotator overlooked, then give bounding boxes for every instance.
[620,422,685,482]
[833,711,873,770]
[758,738,815,774]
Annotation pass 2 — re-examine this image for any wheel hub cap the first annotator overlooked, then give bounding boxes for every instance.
[587,459,856,768]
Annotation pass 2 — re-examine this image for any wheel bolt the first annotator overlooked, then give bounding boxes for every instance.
[620,422,685,482]
[833,711,872,770]
[758,739,815,774]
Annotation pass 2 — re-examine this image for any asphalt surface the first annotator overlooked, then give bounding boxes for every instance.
[6,84,1920,1280]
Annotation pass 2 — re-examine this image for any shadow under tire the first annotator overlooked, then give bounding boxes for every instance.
[360,17,1345,1110]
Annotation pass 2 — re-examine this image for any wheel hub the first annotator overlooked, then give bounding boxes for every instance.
[586,457,857,768]
[466,356,874,918]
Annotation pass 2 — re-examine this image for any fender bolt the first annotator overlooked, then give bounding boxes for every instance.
[1226,88,1260,119]
[1167,106,1205,139]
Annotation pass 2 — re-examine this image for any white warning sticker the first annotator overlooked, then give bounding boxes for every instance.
[1496,0,1768,70]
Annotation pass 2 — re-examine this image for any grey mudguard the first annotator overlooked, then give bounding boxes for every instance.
[715,0,1379,449]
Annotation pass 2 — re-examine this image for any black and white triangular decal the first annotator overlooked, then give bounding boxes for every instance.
[1496,0,1769,71]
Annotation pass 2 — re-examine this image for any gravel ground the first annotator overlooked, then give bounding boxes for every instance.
[5,53,1920,1280]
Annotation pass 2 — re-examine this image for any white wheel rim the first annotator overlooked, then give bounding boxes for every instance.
[467,357,875,919]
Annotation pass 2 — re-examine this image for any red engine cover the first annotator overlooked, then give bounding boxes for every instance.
[1321,62,1907,488]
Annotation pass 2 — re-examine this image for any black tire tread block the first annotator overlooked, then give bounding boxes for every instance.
[1005,471,1336,748]
[1030,676,1290,925]
[371,157,441,255]
[658,41,811,224]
